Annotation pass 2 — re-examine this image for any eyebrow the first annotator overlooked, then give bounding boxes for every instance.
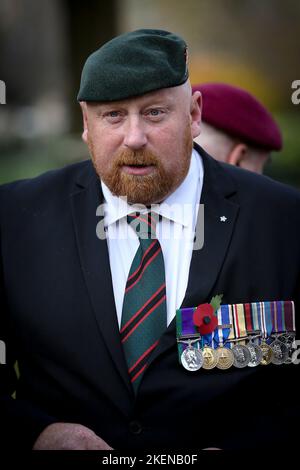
[87,91,177,111]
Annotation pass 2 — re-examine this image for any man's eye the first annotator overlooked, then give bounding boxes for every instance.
[146,109,165,119]
[103,111,124,122]
[108,111,120,118]
[150,109,160,115]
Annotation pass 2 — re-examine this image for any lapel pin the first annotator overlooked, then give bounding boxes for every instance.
[220,216,227,222]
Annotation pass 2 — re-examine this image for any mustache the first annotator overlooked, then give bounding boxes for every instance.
[114,149,159,167]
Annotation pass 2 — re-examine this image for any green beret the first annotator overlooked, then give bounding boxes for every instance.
[77,29,189,102]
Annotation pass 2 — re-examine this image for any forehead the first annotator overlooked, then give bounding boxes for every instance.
[87,86,185,111]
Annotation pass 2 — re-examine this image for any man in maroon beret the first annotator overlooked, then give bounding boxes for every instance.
[193,83,282,174]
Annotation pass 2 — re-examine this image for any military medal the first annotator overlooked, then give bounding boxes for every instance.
[247,339,263,367]
[202,345,218,370]
[270,337,288,365]
[229,304,251,368]
[215,345,234,369]
[200,318,218,370]
[232,343,251,368]
[283,302,296,362]
[213,304,234,369]
[270,301,295,365]
[180,338,203,371]
[281,333,296,364]
[176,306,203,371]
[243,302,263,367]
[260,341,273,365]
[259,302,273,365]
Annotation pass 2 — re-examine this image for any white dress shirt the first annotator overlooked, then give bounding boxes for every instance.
[101,149,204,328]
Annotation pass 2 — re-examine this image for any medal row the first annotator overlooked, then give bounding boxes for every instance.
[178,334,296,372]
[176,300,296,372]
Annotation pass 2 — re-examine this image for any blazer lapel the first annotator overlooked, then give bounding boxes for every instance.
[181,148,240,307]
[146,148,240,370]
[70,164,133,396]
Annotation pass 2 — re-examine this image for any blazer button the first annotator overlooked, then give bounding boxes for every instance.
[129,420,142,435]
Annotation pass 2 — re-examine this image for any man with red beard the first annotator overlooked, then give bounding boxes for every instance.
[0,29,300,453]
[80,80,199,206]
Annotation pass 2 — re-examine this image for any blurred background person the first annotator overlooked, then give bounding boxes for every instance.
[193,83,282,174]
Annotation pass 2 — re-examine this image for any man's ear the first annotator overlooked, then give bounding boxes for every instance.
[228,143,248,167]
[190,91,202,139]
[79,101,89,143]
[229,144,269,174]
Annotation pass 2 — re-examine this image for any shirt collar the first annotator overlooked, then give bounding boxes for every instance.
[101,149,203,228]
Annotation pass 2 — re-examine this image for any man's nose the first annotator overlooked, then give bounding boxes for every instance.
[123,116,147,150]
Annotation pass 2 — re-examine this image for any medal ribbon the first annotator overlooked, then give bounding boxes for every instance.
[230,304,247,346]
[213,304,231,349]
[261,302,273,342]
[271,300,295,334]
[243,302,261,344]
[202,331,213,347]
[176,307,200,364]
[284,301,296,332]
[271,301,285,334]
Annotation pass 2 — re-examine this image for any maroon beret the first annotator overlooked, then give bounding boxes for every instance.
[192,83,282,151]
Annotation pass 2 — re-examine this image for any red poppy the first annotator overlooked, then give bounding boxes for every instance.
[193,303,218,335]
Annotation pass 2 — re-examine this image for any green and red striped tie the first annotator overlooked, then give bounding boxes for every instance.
[120,212,167,392]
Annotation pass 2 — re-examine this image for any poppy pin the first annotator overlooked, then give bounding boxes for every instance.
[193,295,223,335]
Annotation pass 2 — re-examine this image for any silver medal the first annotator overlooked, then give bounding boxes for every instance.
[247,344,263,367]
[181,346,203,371]
[281,334,296,364]
[270,339,289,365]
[232,344,251,368]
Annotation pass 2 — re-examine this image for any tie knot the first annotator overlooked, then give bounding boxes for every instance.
[127,212,158,239]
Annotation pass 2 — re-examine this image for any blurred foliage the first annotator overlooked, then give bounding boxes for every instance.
[190,54,281,111]
[265,113,300,189]
[0,135,87,184]
[0,111,299,190]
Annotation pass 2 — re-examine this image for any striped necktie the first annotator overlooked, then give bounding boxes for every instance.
[120,212,167,393]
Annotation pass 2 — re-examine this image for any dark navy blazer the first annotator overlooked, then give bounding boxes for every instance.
[1,146,299,450]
